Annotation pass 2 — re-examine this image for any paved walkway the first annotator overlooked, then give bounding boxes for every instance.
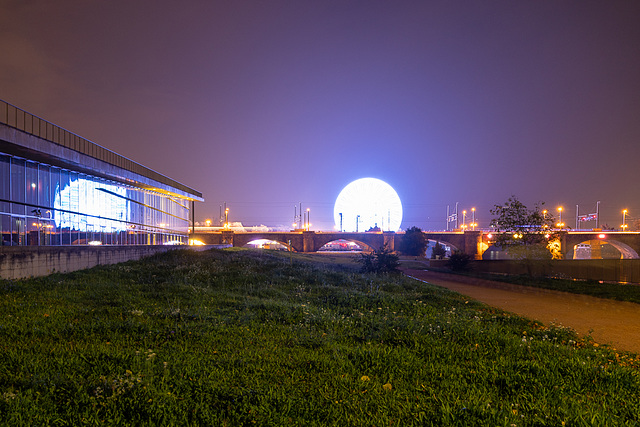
[404,269,640,354]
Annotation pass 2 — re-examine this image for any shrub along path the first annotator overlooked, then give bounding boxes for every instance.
[404,269,640,354]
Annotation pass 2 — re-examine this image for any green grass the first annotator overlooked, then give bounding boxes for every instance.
[1,248,639,425]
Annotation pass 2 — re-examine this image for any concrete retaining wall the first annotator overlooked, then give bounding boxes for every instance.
[0,246,179,279]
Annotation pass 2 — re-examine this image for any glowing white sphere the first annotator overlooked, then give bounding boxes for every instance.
[334,178,402,232]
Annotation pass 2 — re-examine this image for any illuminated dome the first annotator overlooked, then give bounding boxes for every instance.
[334,178,402,232]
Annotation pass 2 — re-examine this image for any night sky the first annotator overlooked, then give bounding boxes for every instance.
[2,1,640,231]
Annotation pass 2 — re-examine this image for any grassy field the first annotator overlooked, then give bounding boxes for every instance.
[1,248,639,425]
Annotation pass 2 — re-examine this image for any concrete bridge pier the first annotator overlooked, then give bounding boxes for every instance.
[384,232,395,252]
[221,230,234,245]
[303,231,315,252]
[464,230,484,260]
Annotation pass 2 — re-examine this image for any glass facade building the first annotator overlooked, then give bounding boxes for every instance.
[0,100,202,246]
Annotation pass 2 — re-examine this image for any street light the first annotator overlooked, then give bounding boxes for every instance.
[471,207,476,231]
[307,208,310,231]
[556,207,564,229]
[224,207,229,229]
[339,212,343,232]
[622,209,628,231]
[462,210,467,230]
[541,209,550,230]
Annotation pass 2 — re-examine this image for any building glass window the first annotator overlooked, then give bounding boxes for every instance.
[0,154,10,214]
[0,151,192,247]
[25,161,38,211]
[11,158,25,215]
[1,213,11,246]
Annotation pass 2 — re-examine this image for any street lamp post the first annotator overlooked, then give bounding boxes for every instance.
[622,209,628,231]
[557,207,564,229]
[356,215,360,232]
[224,207,229,229]
[471,207,476,231]
[462,210,467,230]
[339,212,343,232]
[307,208,310,231]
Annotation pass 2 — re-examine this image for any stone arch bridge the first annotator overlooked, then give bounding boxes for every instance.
[191,230,640,259]
[191,230,483,257]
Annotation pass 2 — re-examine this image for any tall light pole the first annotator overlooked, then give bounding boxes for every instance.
[356,215,360,232]
[462,210,467,230]
[471,207,476,231]
[557,206,564,229]
[307,208,310,231]
[339,212,343,232]
[224,207,229,229]
[622,209,628,231]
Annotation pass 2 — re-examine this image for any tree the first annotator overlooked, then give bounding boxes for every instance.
[358,244,400,274]
[431,241,447,259]
[489,195,558,260]
[398,226,427,256]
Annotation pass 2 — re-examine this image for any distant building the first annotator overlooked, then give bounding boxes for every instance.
[0,100,202,246]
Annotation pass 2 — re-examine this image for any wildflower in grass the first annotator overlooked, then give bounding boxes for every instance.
[2,391,17,401]
[383,383,392,391]
[361,376,370,382]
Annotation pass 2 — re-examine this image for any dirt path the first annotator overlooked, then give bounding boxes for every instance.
[404,269,640,354]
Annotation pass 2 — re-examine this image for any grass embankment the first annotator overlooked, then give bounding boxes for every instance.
[1,249,639,425]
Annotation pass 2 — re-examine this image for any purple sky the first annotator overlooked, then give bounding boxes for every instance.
[2,1,639,231]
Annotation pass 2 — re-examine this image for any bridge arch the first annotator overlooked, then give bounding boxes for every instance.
[231,233,305,252]
[425,239,460,258]
[567,239,639,259]
[563,233,640,260]
[243,238,291,251]
[481,244,510,260]
[313,233,382,252]
[317,239,366,252]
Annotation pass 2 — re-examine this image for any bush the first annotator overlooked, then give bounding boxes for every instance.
[358,245,400,274]
[447,251,472,271]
